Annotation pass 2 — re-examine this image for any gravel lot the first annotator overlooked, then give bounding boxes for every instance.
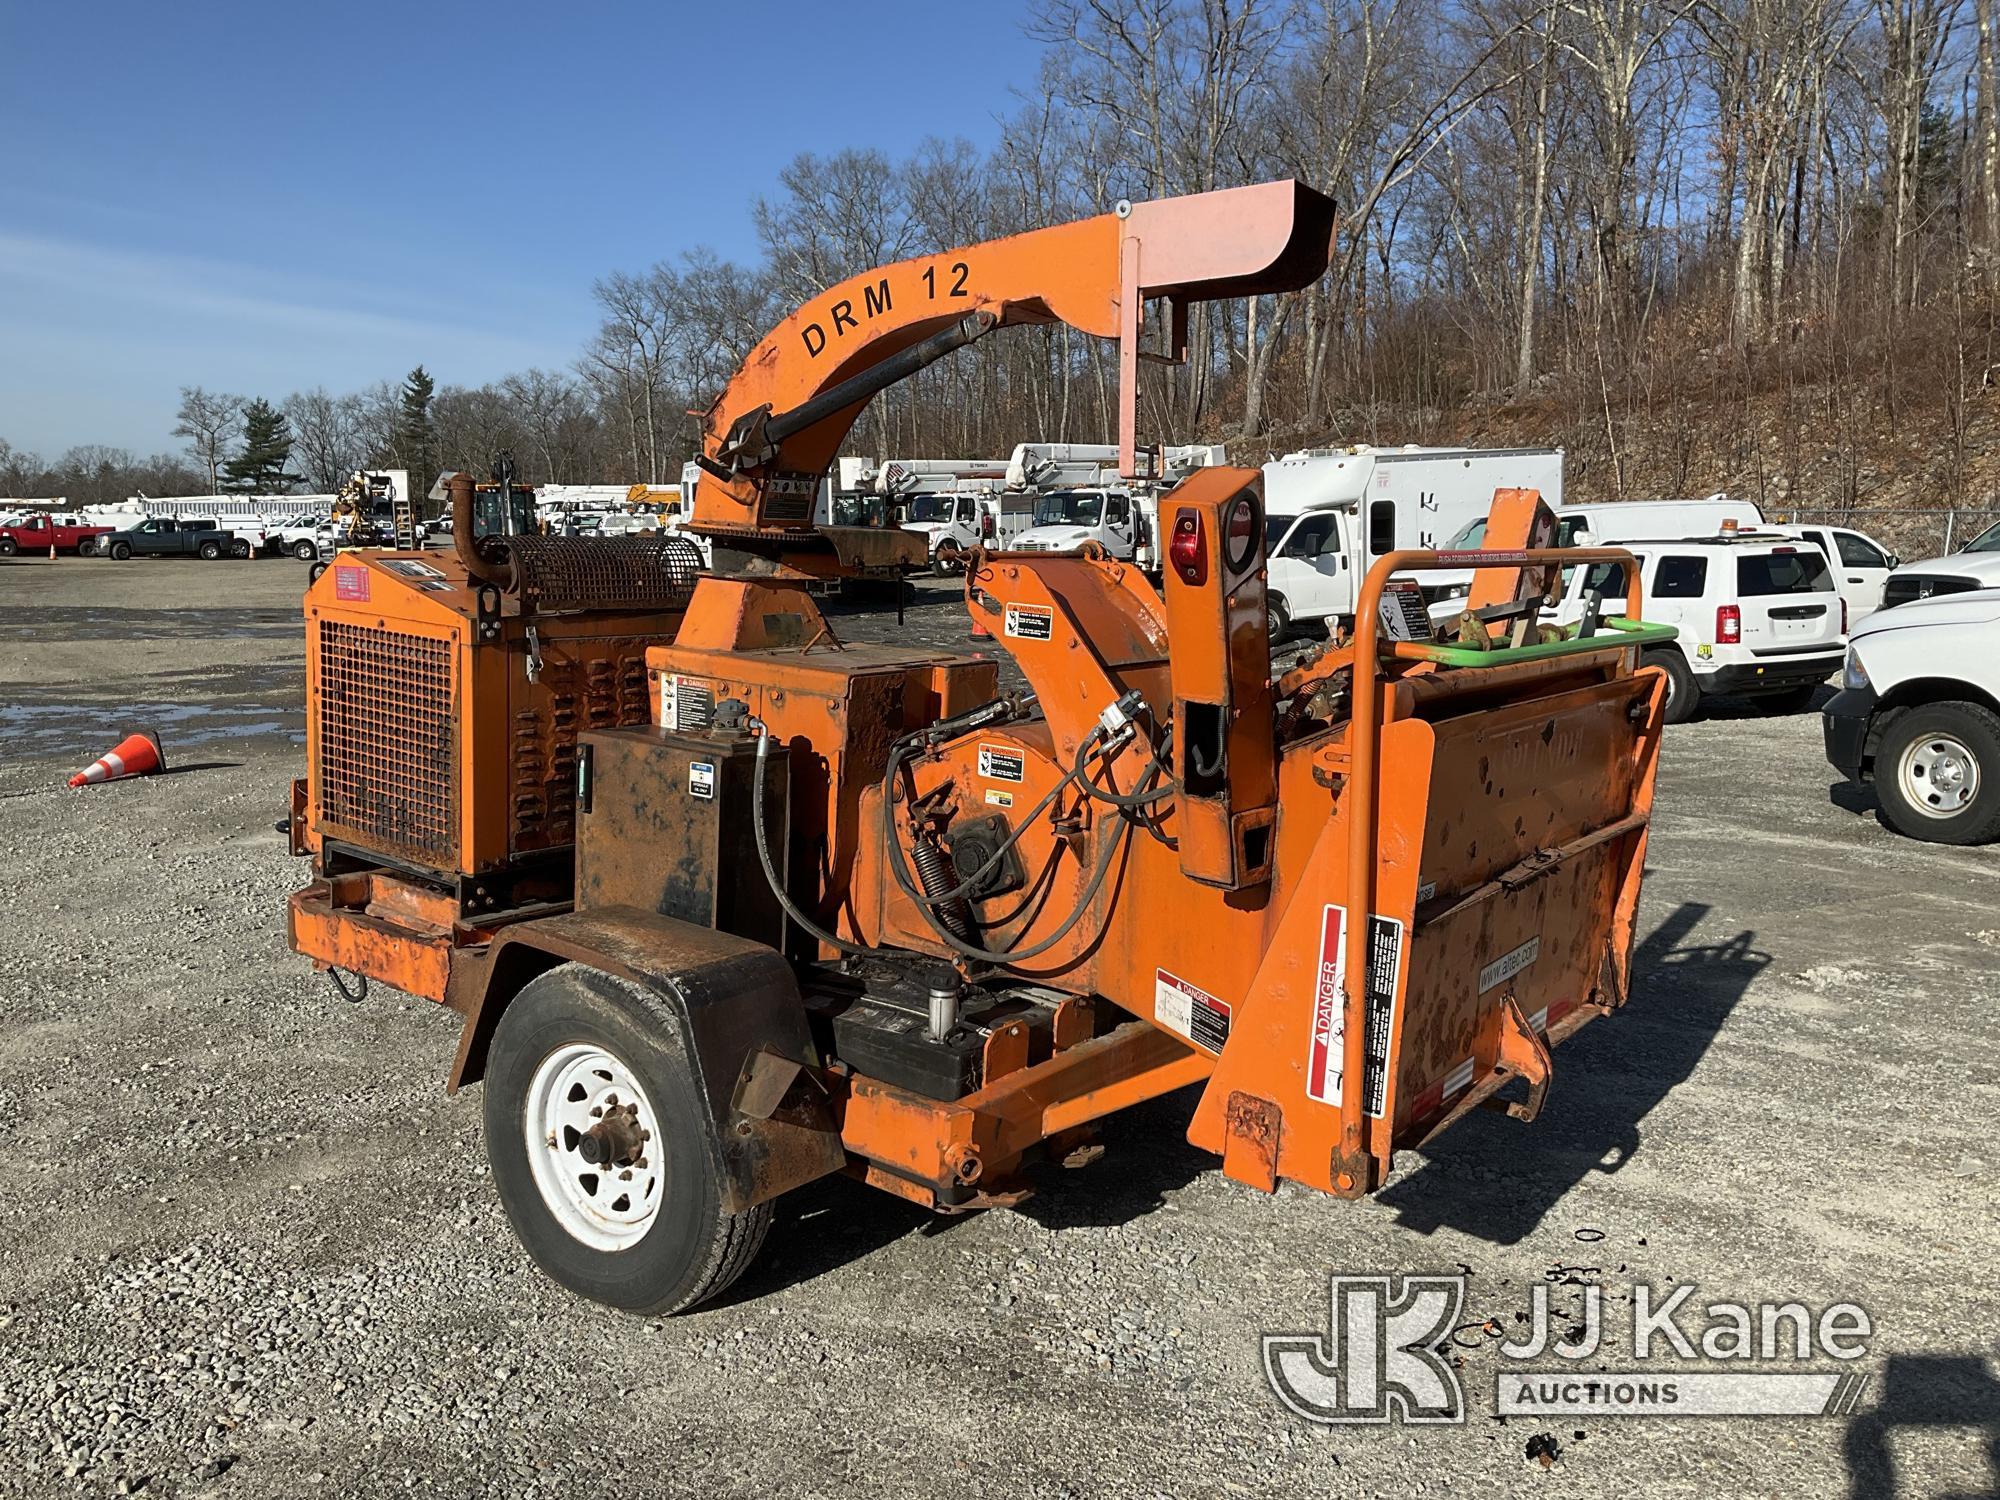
[1,554,1996,1499]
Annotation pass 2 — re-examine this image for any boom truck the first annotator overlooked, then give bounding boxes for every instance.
[286,179,1672,1316]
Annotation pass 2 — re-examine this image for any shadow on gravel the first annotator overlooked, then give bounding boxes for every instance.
[1843,1352,2000,1499]
[716,1171,946,1308]
[1829,780,1880,818]
[1015,1084,1212,1231]
[1375,901,1769,1245]
[1693,683,1838,721]
[715,1085,1212,1304]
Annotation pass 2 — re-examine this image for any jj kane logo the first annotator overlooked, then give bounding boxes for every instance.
[1265,1274,1875,1424]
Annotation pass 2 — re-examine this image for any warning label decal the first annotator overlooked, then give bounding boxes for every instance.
[663,675,714,733]
[333,565,371,602]
[977,743,1025,783]
[984,788,1014,808]
[1305,905,1406,1118]
[1003,602,1054,641]
[1154,968,1232,1053]
[688,761,715,800]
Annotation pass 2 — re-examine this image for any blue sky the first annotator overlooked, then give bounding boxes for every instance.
[0,2,1045,457]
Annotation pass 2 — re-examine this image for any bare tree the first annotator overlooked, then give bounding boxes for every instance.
[285,387,367,491]
[171,387,243,492]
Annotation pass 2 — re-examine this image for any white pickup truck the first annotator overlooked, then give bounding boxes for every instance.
[1824,587,2000,843]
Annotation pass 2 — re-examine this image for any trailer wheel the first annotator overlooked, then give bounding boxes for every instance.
[1875,702,2000,845]
[482,963,771,1314]
[1644,648,1699,724]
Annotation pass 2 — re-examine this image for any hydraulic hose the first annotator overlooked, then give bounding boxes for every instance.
[885,747,1166,965]
[1072,725,1179,810]
[751,726,874,958]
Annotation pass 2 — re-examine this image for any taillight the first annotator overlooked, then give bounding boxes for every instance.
[1717,604,1741,643]
[1169,511,1207,585]
[981,513,995,539]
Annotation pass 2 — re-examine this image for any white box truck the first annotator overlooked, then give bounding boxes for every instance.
[1262,445,1564,639]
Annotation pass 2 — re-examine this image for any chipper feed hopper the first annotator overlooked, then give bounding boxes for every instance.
[287,181,1672,1315]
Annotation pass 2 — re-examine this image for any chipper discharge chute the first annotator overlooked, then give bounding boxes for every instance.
[286,180,1672,1315]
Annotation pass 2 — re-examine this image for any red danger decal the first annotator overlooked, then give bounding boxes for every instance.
[1307,905,1346,1105]
[333,565,371,601]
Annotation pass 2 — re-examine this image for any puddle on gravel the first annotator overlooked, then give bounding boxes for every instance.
[0,605,301,641]
[0,700,304,753]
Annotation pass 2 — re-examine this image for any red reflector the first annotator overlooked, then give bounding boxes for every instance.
[1841,597,1848,633]
[1169,511,1207,585]
[981,514,995,539]
[1717,604,1741,643]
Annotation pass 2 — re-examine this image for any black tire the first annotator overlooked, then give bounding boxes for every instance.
[931,547,960,578]
[0,537,15,556]
[293,540,317,561]
[1267,594,1291,644]
[1873,701,2000,845]
[1645,648,1700,724]
[110,542,132,561]
[1753,685,1821,715]
[229,539,251,559]
[483,963,771,1314]
[197,539,222,560]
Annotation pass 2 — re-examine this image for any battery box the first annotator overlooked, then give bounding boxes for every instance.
[575,725,789,950]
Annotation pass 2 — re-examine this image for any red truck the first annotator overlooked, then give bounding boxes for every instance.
[0,515,113,556]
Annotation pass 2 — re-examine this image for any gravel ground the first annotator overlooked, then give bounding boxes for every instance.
[1,554,1996,1499]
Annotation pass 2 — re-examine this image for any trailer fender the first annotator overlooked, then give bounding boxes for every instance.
[446,905,843,1211]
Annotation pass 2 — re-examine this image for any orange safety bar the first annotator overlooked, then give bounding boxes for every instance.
[1339,546,1644,1168]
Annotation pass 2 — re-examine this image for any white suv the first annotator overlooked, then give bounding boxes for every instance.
[1550,533,1846,722]
[1824,587,2000,843]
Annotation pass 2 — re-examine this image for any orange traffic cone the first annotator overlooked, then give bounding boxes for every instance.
[68,729,166,787]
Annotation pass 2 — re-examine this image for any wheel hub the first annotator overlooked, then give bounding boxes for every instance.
[577,1101,645,1167]
[1902,734,1979,817]
[523,1044,664,1251]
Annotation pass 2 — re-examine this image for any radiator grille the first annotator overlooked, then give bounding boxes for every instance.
[316,621,457,866]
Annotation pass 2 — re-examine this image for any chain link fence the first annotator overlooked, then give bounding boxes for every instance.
[1766,506,2000,563]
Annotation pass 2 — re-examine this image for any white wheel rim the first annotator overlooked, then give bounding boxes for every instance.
[524,1043,663,1251]
[1898,733,1980,818]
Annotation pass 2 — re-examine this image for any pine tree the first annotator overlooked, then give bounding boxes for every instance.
[394,366,438,509]
[221,398,297,493]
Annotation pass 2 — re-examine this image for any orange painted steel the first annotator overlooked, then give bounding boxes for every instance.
[834,1021,1213,1203]
[692,180,1337,547]
[1337,543,1647,1184]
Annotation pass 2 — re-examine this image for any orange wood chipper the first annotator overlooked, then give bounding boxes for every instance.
[287,180,1671,1314]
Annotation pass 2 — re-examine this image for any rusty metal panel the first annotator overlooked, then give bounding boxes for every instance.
[314,619,458,867]
[576,727,790,950]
